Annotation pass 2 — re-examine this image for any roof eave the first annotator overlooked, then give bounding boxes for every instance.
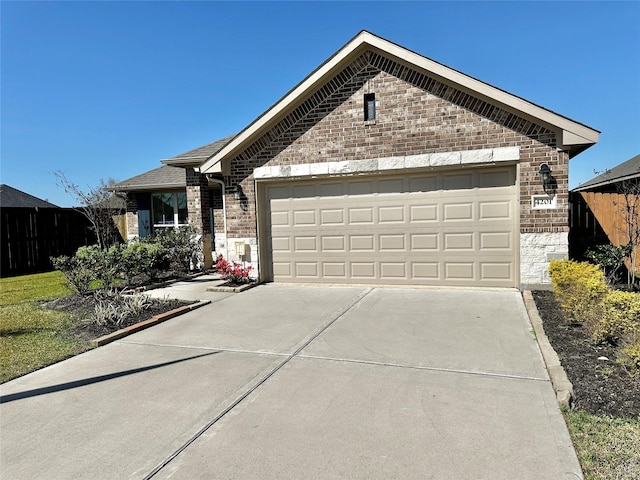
[573,172,640,192]
[200,31,599,174]
[111,182,186,192]
[161,158,206,168]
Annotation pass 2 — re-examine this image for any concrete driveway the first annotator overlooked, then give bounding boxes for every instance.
[0,285,582,479]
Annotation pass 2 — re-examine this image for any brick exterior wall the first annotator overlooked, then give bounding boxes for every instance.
[223,51,568,243]
[125,195,139,239]
[185,168,211,235]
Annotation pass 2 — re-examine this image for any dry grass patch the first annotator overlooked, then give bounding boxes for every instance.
[564,410,640,480]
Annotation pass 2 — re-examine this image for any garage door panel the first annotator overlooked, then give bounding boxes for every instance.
[321,236,346,251]
[410,233,439,250]
[409,204,438,222]
[443,203,474,221]
[348,208,374,224]
[351,263,376,278]
[444,233,474,250]
[265,166,516,287]
[479,201,511,219]
[480,232,512,249]
[445,263,475,280]
[320,209,344,225]
[378,206,405,223]
[350,235,375,251]
[481,263,513,280]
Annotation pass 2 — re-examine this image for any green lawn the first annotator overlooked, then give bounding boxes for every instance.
[564,410,640,480]
[0,271,91,383]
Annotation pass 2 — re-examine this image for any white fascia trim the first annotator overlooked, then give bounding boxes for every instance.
[254,147,519,180]
[372,36,599,144]
[201,31,597,174]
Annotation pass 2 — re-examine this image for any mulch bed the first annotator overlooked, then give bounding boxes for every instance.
[532,290,640,419]
[44,293,195,343]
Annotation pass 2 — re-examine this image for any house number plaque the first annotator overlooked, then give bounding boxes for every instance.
[532,194,557,209]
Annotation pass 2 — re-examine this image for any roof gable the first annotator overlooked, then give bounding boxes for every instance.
[0,184,59,208]
[199,30,599,174]
[573,153,640,191]
[162,134,236,167]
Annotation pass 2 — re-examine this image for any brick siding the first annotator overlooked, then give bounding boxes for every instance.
[223,51,568,239]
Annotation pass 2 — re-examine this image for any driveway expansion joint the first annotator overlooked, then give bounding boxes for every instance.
[296,354,550,382]
[143,287,374,479]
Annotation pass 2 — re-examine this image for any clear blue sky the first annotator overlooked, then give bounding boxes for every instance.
[2,1,639,207]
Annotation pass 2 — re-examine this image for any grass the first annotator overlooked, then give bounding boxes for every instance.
[563,410,640,480]
[0,271,91,383]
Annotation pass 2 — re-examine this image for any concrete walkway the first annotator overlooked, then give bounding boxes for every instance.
[0,282,582,479]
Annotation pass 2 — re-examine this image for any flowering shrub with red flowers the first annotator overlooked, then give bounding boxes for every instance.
[214,255,253,285]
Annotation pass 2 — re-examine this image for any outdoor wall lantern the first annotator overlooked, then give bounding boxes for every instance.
[232,184,243,201]
[539,163,552,192]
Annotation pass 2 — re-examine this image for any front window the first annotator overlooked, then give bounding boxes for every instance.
[152,192,188,229]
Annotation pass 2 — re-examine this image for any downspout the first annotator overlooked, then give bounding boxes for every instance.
[207,177,227,257]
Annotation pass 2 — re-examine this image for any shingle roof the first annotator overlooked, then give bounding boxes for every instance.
[573,154,640,191]
[162,134,237,167]
[0,184,59,208]
[112,165,186,191]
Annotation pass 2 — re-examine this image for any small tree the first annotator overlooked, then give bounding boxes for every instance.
[585,243,633,285]
[614,177,640,286]
[53,171,125,249]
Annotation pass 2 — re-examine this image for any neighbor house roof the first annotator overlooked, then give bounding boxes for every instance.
[573,154,640,192]
[198,30,599,175]
[111,165,186,192]
[162,134,237,167]
[0,184,59,208]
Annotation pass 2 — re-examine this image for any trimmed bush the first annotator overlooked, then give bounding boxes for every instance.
[153,225,201,273]
[595,290,640,345]
[119,241,169,286]
[619,337,640,374]
[549,258,640,375]
[51,255,94,294]
[549,259,608,329]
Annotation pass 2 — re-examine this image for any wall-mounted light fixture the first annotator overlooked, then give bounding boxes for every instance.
[232,184,243,201]
[539,164,552,192]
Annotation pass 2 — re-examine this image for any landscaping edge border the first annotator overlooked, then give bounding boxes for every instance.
[522,290,574,409]
[91,300,211,347]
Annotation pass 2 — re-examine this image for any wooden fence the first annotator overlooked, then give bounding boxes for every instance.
[1,207,97,277]
[570,191,639,274]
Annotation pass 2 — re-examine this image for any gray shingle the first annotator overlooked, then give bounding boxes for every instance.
[112,165,186,191]
[162,134,237,166]
[0,184,59,208]
[573,154,640,191]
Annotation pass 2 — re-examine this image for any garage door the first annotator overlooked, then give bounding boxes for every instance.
[263,166,517,287]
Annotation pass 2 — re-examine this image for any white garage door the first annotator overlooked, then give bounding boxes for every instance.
[263,166,517,287]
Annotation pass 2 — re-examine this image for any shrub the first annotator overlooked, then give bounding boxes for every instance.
[618,337,640,375]
[51,255,93,295]
[77,245,119,289]
[90,289,153,327]
[119,240,169,285]
[215,255,253,285]
[153,225,201,274]
[585,243,633,285]
[595,290,640,345]
[549,259,608,329]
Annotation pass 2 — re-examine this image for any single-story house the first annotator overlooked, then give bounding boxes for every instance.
[570,154,640,272]
[114,30,599,289]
